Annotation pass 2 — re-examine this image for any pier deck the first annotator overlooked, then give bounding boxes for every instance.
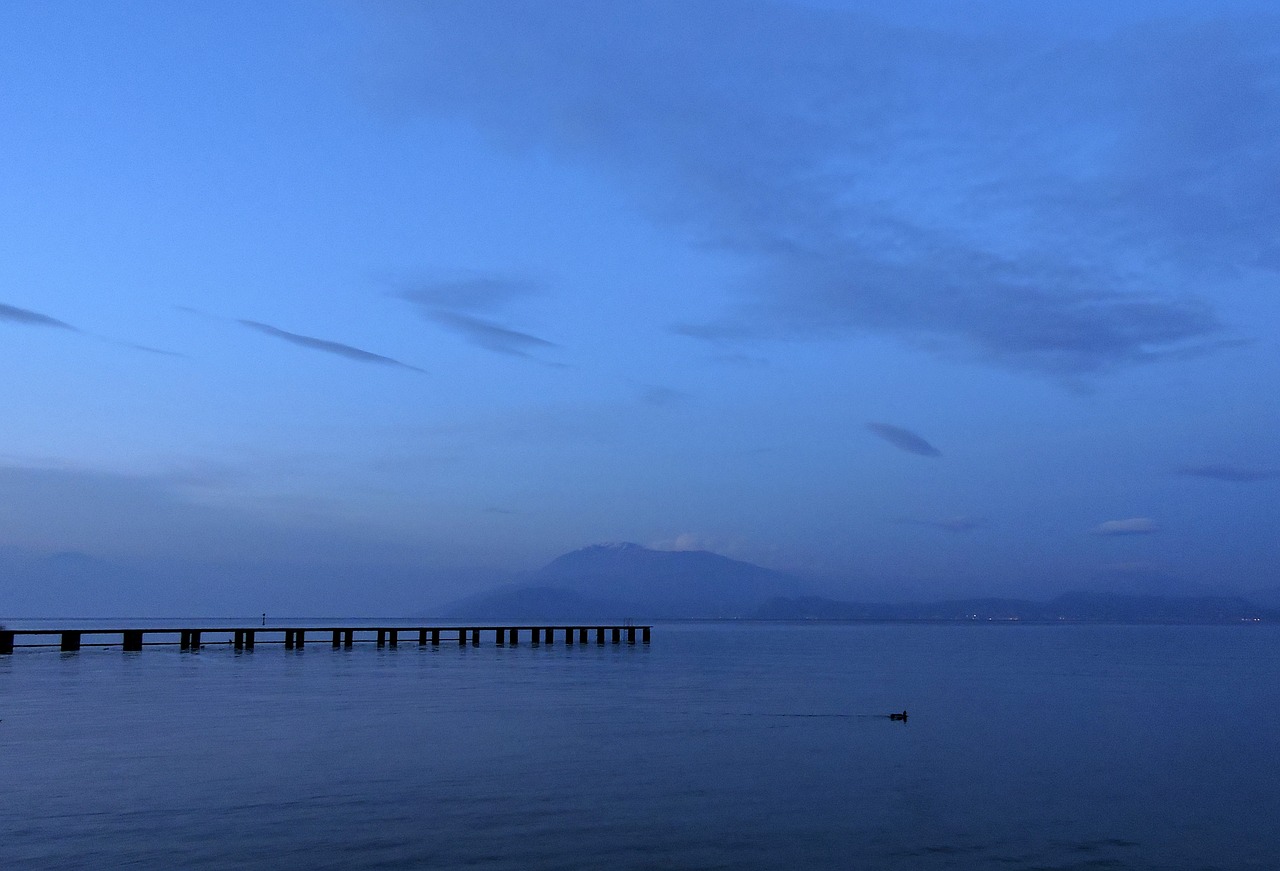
[0,625,651,654]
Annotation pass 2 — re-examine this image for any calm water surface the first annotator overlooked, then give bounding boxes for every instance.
[2,622,1278,870]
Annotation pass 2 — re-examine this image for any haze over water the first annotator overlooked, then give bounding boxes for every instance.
[3,623,1277,870]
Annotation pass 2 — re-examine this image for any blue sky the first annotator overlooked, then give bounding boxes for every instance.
[3,0,1278,614]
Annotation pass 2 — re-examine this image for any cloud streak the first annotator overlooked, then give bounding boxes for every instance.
[373,2,1278,376]
[424,311,556,358]
[238,320,424,372]
[867,422,941,457]
[400,278,558,360]
[1177,464,1278,482]
[1093,517,1160,536]
[1,302,77,330]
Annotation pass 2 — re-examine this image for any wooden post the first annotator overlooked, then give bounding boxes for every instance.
[458,628,467,646]
[627,627,636,644]
[61,632,81,652]
[234,630,245,650]
[579,628,588,644]
[566,627,574,645]
[544,627,554,645]
[293,630,302,649]
[125,630,144,651]
[245,630,255,649]
[596,627,605,645]
[642,627,651,644]
[376,630,386,648]
[332,630,341,648]
[532,627,541,646]
[180,630,192,650]
[471,628,479,646]
[612,628,621,644]
[431,629,440,646]
[389,630,398,648]
[344,629,353,648]
[0,630,13,654]
[496,628,505,646]
[284,630,295,649]
[419,629,428,646]
[509,627,518,645]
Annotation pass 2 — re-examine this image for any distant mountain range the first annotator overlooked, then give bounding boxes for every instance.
[442,543,1280,624]
[442,542,804,620]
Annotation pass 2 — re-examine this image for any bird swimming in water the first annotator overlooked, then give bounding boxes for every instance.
[889,710,908,721]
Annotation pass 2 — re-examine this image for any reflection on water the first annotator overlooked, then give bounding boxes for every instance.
[2,623,1278,870]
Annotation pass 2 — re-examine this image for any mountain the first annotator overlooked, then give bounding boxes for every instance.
[441,542,806,619]
[750,592,1280,624]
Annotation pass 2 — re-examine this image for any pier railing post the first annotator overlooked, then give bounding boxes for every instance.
[431,629,440,646]
[419,629,428,647]
[284,630,295,650]
[509,628,518,645]
[612,628,621,644]
[544,627,553,645]
[458,628,467,646]
[579,628,588,644]
[245,630,255,649]
[124,631,144,651]
[471,628,479,646]
[294,630,302,649]
[627,627,636,644]
[344,629,353,648]
[180,630,192,650]
[234,631,245,650]
[389,630,398,648]
[376,630,386,648]
[596,627,605,645]
[61,632,81,652]
[332,630,341,649]
[642,627,651,644]
[496,628,505,646]
[566,627,574,645]
[1,630,15,654]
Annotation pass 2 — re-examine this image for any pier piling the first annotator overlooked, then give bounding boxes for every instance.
[1,624,650,657]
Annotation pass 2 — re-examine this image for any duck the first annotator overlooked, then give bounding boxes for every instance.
[889,710,908,721]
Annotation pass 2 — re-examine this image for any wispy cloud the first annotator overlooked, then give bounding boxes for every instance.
[403,277,538,314]
[1,302,77,330]
[373,2,1276,376]
[1093,517,1160,536]
[1177,464,1278,482]
[238,320,424,372]
[867,422,941,457]
[424,311,556,358]
[639,385,692,407]
[400,277,558,360]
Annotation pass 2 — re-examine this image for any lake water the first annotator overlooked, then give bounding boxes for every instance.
[2,621,1278,870]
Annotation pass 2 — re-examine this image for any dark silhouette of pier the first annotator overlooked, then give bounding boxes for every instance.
[0,625,651,655]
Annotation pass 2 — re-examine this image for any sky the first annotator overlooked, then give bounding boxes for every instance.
[2,0,1278,615]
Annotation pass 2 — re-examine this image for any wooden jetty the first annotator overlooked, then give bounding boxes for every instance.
[0,625,651,655]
